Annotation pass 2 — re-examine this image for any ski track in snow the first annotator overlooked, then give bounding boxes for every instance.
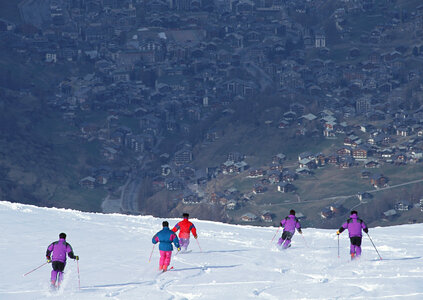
[1,201,423,299]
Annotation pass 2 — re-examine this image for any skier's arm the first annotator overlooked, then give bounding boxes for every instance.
[362,221,369,233]
[171,223,180,233]
[296,221,302,234]
[280,218,286,227]
[46,242,54,261]
[66,243,77,259]
[190,224,197,238]
[337,222,348,234]
[170,233,180,250]
[152,235,159,244]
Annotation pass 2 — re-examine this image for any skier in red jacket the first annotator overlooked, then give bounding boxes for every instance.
[172,213,197,251]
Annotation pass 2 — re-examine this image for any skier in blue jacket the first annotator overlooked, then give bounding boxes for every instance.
[152,221,180,271]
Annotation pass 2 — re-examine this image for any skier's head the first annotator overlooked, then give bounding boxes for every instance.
[183,213,189,219]
[290,209,296,216]
[350,210,358,216]
[59,232,66,239]
[162,221,169,228]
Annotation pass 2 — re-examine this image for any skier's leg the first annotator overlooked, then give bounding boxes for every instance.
[159,250,166,270]
[355,237,362,257]
[163,251,172,271]
[51,269,58,285]
[350,243,355,255]
[282,232,293,249]
[57,272,64,285]
[278,231,286,246]
[277,237,283,246]
[282,239,291,249]
[180,238,189,250]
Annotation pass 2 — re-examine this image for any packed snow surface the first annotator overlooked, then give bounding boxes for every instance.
[1,201,423,299]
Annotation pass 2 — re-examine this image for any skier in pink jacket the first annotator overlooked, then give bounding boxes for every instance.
[277,210,302,249]
[46,233,79,288]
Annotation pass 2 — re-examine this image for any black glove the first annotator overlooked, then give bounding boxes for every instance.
[364,228,368,234]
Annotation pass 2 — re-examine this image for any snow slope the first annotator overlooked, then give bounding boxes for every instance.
[1,201,422,300]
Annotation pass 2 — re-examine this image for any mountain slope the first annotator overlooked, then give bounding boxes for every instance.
[0,201,422,299]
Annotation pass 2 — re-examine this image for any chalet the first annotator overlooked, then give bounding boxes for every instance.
[361,170,372,178]
[396,126,410,137]
[234,161,249,173]
[393,153,406,165]
[272,153,286,164]
[365,161,379,168]
[282,170,297,182]
[165,177,184,191]
[79,176,96,189]
[315,153,326,166]
[161,164,172,176]
[182,193,201,205]
[338,156,354,169]
[248,169,265,178]
[298,151,314,161]
[261,212,273,223]
[277,182,295,193]
[370,173,388,188]
[327,154,338,164]
[358,192,373,202]
[253,185,266,194]
[299,158,316,169]
[296,167,312,175]
[336,146,352,156]
[320,207,333,219]
[226,200,238,210]
[395,200,411,211]
[352,147,368,159]
[102,147,118,161]
[266,166,281,183]
[221,160,236,174]
[174,148,193,165]
[383,209,397,217]
[241,213,257,222]
[329,203,344,214]
[178,165,196,179]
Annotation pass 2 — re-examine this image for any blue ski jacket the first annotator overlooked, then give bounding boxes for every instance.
[152,227,180,251]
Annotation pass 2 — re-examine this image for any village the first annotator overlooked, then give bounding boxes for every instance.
[2,0,423,226]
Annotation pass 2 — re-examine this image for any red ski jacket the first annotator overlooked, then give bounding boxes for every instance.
[172,218,197,239]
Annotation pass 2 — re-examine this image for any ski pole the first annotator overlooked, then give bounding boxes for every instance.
[270,227,280,244]
[76,259,81,290]
[23,261,49,277]
[148,244,155,263]
[337,234,340,258]
[195,238,203,252]
[366,233,382,260]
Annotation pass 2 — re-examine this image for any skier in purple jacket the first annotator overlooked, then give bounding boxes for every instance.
[278,210,302,249]
[46,233,79,288]
[337,211,368,259]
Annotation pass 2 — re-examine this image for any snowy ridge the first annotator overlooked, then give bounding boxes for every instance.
[1,201,423,300]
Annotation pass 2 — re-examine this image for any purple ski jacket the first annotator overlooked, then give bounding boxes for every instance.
[281,214,301,233]
[339,213,368,237]
[46,238,76,263]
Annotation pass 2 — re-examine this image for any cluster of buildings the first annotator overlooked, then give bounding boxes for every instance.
[2,0,423,223]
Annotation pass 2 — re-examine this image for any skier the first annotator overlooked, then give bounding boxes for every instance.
[172,213,198,252]
[152,221,180,272]
[278,209,302,249]
[46,233,79,288]
[337,210,368,260]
